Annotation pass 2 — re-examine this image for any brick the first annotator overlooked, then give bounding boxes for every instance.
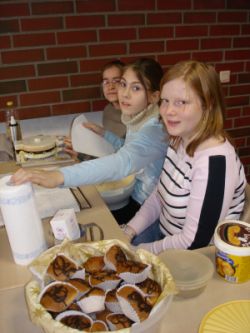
[0,19,19,33]
[21,17,63,31]
[184,12,216,24]
[224,119,233,129]
[0,35,11,48]
[130,41,164,54]
[226,107,242,118]
[167,39,199,51]
[226,96,249,108]
[46,46,86,60]
[77,0,115,12]
[31,1,74,15]
[57,30,97,44]
[18,106,51,120]
[100,28,136,41]
[216,62,244,73]
[158,53,191,66]
[210,25,240,36]
[0,65,35,80]
[28,76,69,91]
[194,0,224,9]
[13,33,55,47]
[230,84,250,96]
[66,15,105,29]
[139,27,173,39]
[2,49,44,64]
[227,0,250,9]
[147,13,182,25]
[108,14,145,26]
[118,0,155,10]
[0,80,26,95]
[37,61,78,76]
[218,11,247,22]
[52,101,90,116]
[63,87,100,101]
[233,37,250,48]
[20,91,60,106]
[176,25,208,37]
[243,106,250,116]
[225,50,250,61]
[192,51,223,62]
[70,74,100,87]
[242,24,250,34]
[158,0,191,10]
[201,38,231,49]
[234,138,246,148]
[89,43,126,57]
[0,3,29,17]
[80,59,111,72]
[235,116,250,128]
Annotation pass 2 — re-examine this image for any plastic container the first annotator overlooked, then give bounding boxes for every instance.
[159,249,214,298]
[96,174,135,210]
[214,220,250,283]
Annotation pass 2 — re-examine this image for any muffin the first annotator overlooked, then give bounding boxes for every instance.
[118,260,151,284]
[137,278,162,306]
[68,278,91,299]
[39,281,78,312]
[106,313,133,330]
[105,288,123,313]
[90,320,108,332]
[104,245,127,271]
[89,270,121,291]
[55,310,92,331]
[117,285,152,323]
[83,256,105,273]
[46,253,79,281]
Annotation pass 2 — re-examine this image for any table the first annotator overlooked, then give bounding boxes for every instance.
[159,246,250,333]
[0,163,249,333]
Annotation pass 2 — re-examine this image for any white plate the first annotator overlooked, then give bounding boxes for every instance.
[71,114,115,157]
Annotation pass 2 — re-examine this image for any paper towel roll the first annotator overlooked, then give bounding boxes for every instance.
[0,175,47,265]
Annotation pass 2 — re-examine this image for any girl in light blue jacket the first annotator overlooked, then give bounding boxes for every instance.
[11,58,168,224]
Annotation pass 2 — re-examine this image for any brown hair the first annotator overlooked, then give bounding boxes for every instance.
[101,60,125,76]
[160,60,230,156]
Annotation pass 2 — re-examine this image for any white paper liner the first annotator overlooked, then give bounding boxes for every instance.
[119,264,151,284]
[77,295,105,313]
[89,278,121,291]
[105,300,123,314]
[71,268,85,280]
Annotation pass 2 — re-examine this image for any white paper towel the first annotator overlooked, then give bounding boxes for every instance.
[0,175,47,265]
[71,114,115,157]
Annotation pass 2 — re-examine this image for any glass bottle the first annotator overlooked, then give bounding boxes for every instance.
[5,101,22,142]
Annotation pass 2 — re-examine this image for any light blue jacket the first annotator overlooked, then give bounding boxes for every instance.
[60,107,168,204]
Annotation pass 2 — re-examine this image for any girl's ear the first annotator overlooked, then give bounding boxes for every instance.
[148,90,160,104]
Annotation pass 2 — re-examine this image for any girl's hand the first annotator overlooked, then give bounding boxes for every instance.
[63,136,79,160]
[83,122,105,137]
[10,168,64,188]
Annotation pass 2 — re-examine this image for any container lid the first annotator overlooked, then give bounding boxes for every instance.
[214,220,250,256]
[199,300,250,333]
[15,135,56,153]
[159,249,214,289]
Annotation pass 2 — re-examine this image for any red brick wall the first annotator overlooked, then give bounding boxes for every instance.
[0,0,250,180]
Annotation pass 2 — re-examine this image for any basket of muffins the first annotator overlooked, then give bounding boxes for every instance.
[25,239,176,333]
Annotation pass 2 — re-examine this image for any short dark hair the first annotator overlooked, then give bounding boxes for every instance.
[102,60,125,75]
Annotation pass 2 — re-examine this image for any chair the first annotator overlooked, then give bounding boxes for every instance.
[241,183,250,223]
